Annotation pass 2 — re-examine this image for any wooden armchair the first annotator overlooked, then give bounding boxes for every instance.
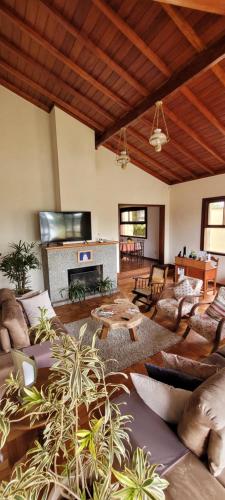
[183,287,225,353]
[132,264,168,312]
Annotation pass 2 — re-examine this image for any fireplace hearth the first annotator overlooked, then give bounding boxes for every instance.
[68,265,103,292]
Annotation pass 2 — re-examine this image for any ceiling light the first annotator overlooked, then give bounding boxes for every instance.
[149,101,169,153]
[116,128,130,169]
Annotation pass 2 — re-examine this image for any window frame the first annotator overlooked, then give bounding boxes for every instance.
[200,196,225,256]
[120,207,147,239]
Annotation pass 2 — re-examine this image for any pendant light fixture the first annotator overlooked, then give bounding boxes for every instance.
[116,127,130,169]
[149,101,170,152]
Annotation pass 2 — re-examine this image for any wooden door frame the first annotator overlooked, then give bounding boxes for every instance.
[118,204,165,271]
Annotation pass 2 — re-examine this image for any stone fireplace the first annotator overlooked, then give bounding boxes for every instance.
[42,241,118,304]
[68,265,103,292]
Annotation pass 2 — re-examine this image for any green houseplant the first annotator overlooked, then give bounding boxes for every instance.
[60,280,88,302]
[0,309,168,500]
[94,277,114,295]
[0,240,40,295]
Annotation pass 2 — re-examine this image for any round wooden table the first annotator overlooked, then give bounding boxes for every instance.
[91,301,143,341]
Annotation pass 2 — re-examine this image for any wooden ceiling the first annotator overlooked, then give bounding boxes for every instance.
[1,0,225,184]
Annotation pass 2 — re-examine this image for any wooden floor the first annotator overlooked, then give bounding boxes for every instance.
[119,256,154,273]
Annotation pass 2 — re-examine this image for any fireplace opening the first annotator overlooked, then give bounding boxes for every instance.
[68,265,103,293]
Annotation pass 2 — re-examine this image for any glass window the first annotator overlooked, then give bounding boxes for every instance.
[201,197,225,255]
[120,207,147,239]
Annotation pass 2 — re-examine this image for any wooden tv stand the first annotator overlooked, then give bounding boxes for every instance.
[175,256,218,300]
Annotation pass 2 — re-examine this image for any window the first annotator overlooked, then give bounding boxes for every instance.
[201,197,225,255]
[120,207,147,238]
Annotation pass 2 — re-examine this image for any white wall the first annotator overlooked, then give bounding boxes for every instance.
[170,175,225,284]
[144,206,160,259]
[0,86,56,290]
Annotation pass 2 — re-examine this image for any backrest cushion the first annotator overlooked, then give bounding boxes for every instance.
[151,267,165,283]
[2,299,30,349]
[145,363,203,391]
[206,287,225,321]
[19,290,56,327]
[178,368,225,457]
[174,279,194,302]
[0,309,11,353]
[161,351,219,380]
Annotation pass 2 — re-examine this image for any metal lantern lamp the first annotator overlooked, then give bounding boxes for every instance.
[116,128,130,169]
[149,101,169,152]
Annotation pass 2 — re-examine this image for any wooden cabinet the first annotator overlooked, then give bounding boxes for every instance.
[175,257,218,299]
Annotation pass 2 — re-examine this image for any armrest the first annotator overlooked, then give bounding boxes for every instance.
[189,299,212,317]
[132,276,149,289]
[215,318,225,347]
[178,294,202,317]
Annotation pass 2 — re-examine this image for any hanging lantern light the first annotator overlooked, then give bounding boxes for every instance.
[116,127,130,169]
[149,101,170,152]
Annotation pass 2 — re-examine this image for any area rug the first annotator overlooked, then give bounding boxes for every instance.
[65,316,181,372]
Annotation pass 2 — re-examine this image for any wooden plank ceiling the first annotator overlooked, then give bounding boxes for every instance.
[1,0,225,184]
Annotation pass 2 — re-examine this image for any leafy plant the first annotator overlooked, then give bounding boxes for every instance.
[0,309,168,500]
[0,240,40,295]
[95,277,114,295]
[60,280,88,302]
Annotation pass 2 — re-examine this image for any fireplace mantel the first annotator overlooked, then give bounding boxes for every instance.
[42,241,118,304]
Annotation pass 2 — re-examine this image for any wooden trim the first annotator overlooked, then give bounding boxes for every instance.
[162,4,225,90]
[200,196,225,253]
[120,207,147,239]
[159,206,165,264]
[0,35,114,124]
[91,0,171,77]
[152,0,225,15]
[40,0,148,97]
[45,241,118,251]
[96,33,225,146]
[0,3,129,109]
[0,60,103,131]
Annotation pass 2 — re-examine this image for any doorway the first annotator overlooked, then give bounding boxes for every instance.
[118,204,165,274]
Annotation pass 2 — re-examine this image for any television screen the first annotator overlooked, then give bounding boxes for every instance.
[39,211,92,243]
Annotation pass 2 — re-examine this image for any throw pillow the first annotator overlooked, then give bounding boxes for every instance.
[145,363,203,391]
[19,290,56,327]
[161,351,219,380]
[2,300,30,349]
[206,287,225,321]
[17,290,42,326]
[178,367,225,457]
[131,372,191,425]
[174,279,194,302]
[208,428,225,477]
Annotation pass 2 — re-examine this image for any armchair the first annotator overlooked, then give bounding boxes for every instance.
[183,287,225,353]
[132,265,168,312]
[152,277,203,331]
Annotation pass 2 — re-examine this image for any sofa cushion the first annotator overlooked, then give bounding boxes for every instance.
[156,298,193,319]
[174,279,194,302]
[208,427,225,477]
[23,341,53,368]
[19,290,56,327]
[145,363,203,391]
[115,390,188,475]
[161,351,219,379]
[0,325,11,353]
[2,299,30,349]
[178,367,225,457]
[131,373,191,424]
[207,287,225,321]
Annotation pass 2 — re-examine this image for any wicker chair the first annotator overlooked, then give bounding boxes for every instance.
[152,277,203,331]
[132,265,168,312]
[183,287,225,353]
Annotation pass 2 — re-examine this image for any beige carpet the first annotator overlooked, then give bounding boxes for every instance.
[66,316,181,372]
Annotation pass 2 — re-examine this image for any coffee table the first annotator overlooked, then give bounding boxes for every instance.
[91,301,143,341]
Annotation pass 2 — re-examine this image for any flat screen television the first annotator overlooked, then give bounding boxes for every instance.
[39,211,92,244]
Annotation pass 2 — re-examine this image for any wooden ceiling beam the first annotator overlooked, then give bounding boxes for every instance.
[161,4,225,89]
[0,35,114,124]
[0,76,50,112]
[91,0,171,76]
[39,0,148,97]
[141,116,208,173]
[0,59,103,131]
[152,0,225,15]
[181,86,225,136]
[163,105,219,170]
[96,32,225,147]
[0,3,129,110]
[128,127,193,179]
[106,141,171,183]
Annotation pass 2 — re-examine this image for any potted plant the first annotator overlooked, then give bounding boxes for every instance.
[0,309,168,499]
[60,280,88,302]
[95,276,114,295]
[0,240,40,295]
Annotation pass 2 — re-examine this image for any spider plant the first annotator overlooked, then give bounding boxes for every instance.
[94,277,114,295]
[0,309,168,500]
